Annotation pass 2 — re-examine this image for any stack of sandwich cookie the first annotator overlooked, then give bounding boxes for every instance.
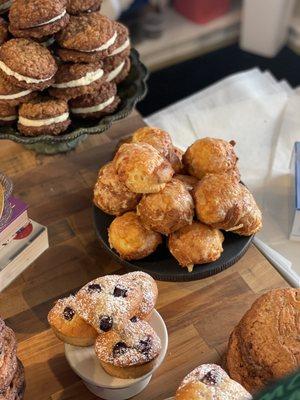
[0,317,25,399]
[48,272,162,379]
[0,0,131,136]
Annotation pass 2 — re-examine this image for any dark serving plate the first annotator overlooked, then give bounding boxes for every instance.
[0,49,148,154]
[91,140,253,282]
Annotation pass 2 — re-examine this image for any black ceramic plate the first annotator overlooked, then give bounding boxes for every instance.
[92,140,253,282]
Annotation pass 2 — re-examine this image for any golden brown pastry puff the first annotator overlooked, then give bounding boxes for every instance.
[174,174,199,192]
[131,126,173,159]
[108,211,162,260]
[230,184,262,236]
[137,178,194,235]
[175,364,252,400]
[183,137,238,179]
[193,172,243,231]
[93,162,141,216]
[113,142,174,193]
[168,222,224,272]
[48,295,98,346]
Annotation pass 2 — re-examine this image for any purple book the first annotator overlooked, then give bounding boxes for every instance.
[0,196,28,245]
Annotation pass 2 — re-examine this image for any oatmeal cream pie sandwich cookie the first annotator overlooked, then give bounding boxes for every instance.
[18,97,70,136]
[0,103,17,125]
[69,81,120,118]
[56,12,117,63]
[109,22,130,58]
[49,62,106,100]
[0,74,37,106]
[0,17,8,45]
[66,0,102,15]
[9,0,69,39]
[0,39,57,90]
[103,54,130,85]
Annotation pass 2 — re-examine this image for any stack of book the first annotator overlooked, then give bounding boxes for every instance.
[0,186,49,292]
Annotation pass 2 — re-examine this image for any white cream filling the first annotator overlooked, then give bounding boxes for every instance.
[19,112,69,127]
[81,31,117,53]
[31,10,66,27]
[0,61,53,84]
[110,38,130,56]
[52,67,104,89]
[0,0,12,10]
[107,60,125,82]
[0,89,32,100]
[0,115,17,121]
[71,95,115,114]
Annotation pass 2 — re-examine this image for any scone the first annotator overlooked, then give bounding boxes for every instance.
[226,288,300,393]
[0,321,18,391]
[137,178,194,235]
[113,142,174,193]
[183,137,238,179]
[48,295,98,346]
[168,222,224,272]
[93,162,141,216]
[95,318,161,378]
[175,364,252,399]
[108,211,162,260]
[74,274,142,334]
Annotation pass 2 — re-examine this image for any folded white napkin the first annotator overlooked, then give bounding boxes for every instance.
[145,69,300,287]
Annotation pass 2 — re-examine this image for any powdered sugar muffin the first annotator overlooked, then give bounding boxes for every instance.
[175,364,252,400]
[75,275,142,334]
[95,318,161,378]
[48,295,98,346]
[123,271,158,320]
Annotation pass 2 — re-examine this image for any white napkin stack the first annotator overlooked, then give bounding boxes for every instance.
[145,68,300,287]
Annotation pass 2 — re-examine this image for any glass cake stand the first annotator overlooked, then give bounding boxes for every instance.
[0,49,148,155]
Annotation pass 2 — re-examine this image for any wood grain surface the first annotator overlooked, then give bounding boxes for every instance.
[0,111,289,400]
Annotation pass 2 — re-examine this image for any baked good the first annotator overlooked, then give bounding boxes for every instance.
[49,62,105,100]
[175,364,252,400]
[109,22,130,58]
[9,0,69,39]
[103,55,130,84]
[168,222,224,272]
[123,271,158,320]
[226,288,300,394]
[183,137,238,179]
[193,173,262,235]
[131,126,173,160]
[75,274,142,334]
[0,359,25,400]
[0,320,18,393]
[0,0,12,14]
[0,39,58,90]
[48,295,98,346]
[0,74,37,106]
[229,184,262,236]
[174,174,198,192]
[0,103,17,125]
[0,17,7,45]
[95,318,161,378]
[113,142,174,193]
[93,162,141,216]
[137,178,194,235]
[18,97,70,136]
[70,81,120,119]
[56,13,116,63]
[108,211,162,260]
[169,147,185,174]
[66,0,102,15]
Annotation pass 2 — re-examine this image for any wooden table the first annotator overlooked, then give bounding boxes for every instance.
[0,111,289,400]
